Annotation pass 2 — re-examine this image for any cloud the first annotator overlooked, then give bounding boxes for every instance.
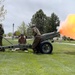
[2,0,75,34]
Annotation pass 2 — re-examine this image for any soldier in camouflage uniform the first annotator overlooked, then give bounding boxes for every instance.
[31,25,41,53]
[18,34,28,52]
[0,24,5,51]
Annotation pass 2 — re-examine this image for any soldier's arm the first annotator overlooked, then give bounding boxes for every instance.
[0,28,4,35]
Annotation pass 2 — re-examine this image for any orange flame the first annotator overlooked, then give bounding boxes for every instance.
[59,14,75,39]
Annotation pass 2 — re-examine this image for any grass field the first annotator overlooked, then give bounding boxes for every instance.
[0,39,75,75]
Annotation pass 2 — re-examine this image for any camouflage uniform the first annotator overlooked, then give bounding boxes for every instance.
[0,24,5,51]
[31,26,41,53]
[18,34,27,51]
[18,34,26,44]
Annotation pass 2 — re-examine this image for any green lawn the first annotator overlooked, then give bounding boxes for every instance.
[0,39,75,75]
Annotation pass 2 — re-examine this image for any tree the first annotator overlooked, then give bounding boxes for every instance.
[31,9,47,34]
[0,0,7,22]
[48,13,60,32]
[3,33,6,37]
[14,30,21,36]
[43,17,51,33]
[17,21,27,35]
[8,32,12,37]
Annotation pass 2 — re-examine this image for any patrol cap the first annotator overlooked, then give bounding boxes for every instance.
[20,34,24,36]
[0,24,2,26]
[31,24,36,28]
[0,24,2,27]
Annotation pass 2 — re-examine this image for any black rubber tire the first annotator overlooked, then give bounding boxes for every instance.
[40,41,53,54]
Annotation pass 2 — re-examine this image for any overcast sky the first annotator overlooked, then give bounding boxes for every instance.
[2,0,75,34]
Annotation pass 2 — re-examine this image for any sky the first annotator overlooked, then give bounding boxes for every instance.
[1,0,75,34]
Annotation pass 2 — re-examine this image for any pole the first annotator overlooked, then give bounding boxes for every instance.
[12,23,14,40]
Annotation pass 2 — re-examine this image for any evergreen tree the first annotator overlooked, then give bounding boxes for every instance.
[31,9,47,34]
[48,13,60,32]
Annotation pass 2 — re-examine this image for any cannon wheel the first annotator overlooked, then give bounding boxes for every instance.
[40,41,53,54]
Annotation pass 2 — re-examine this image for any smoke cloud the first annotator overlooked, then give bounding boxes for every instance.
[58,14,75,39]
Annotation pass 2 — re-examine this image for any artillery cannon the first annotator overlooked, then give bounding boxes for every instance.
[0,32,59,54]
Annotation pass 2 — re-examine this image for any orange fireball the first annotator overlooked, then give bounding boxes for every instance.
[59,14,75,39]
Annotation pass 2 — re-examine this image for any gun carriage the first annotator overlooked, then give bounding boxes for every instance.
[0,32,59,54]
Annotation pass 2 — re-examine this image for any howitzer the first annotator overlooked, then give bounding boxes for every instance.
[41,31,59,41]
[0,32,59,54]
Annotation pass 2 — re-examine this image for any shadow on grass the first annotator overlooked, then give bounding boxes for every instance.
[54,51,75,55]
[64,51,75,55]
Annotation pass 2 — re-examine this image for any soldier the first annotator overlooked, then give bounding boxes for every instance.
[0,24,5,51]
[18,34,28,52]
[18,34,27,44]
[31,25,41,53]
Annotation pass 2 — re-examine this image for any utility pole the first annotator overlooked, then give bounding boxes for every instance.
[12,23,14,40]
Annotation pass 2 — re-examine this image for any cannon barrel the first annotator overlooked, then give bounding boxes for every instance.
[41,32,59,41]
